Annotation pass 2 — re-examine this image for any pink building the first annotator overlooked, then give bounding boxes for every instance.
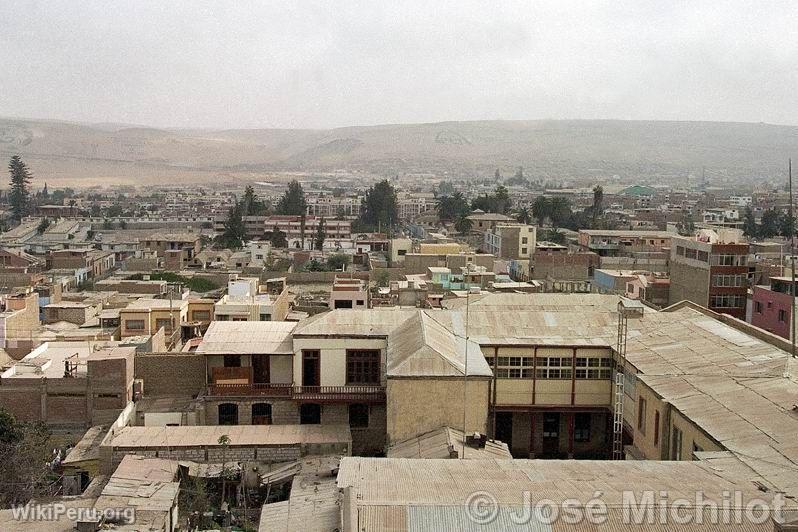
[750,277,796,340]
[329,274,369,310]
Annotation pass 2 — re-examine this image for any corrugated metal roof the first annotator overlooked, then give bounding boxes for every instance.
[197,320,296,354]
[387,427,512,460]
[110,424,351,448]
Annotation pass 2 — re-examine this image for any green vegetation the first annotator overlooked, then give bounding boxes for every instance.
[359,179,399,232]
[299,253,351,272]
[276,180,307,215]
[0,408,54,507]
[8,155,33,221]
[471,185,510,214]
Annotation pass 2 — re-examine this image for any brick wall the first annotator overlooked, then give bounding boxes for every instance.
[135,352,206,397]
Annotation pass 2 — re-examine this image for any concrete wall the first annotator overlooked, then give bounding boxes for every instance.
[386,377,490,444]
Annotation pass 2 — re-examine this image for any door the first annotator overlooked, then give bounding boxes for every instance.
[252,355,270,384]
[495,412,513,447]
[542,412,561,457]
[302,351,320,387]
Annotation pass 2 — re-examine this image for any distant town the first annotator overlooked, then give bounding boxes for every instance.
[0,152,796,531]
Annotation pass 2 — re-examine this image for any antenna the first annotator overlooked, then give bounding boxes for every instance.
[790,159,796,358]
[461,286,473,459]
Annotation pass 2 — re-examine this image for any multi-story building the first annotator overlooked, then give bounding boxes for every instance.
[483,224,536,260]
[397,194,436,221]
[577,229,672,257]
[47,248,116,279]
[139,232,201,269]
[669,229,749,320]
[329,274,369,309]
[305,195,362,218]
[214,277,291,321]
[750,276,796,340]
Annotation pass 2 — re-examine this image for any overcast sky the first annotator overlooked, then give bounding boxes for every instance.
[1,1,797,130]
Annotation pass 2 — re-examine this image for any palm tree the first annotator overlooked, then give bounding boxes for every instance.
[455,215,473,235]
[516,207,532,225]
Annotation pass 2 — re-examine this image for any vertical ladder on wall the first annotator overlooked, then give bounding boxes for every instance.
[612,300,629,460]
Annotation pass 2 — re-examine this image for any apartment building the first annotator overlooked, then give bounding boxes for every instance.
[750,276,796,340]
[305,195,362,218]
[577,229,672,257]
[119,298,188,338]
[669,229,749,319]
[483,224,536,260]
[264,216,352,241]
[139,232,201,269]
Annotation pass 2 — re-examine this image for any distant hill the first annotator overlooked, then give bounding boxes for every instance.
[1,117,796,186]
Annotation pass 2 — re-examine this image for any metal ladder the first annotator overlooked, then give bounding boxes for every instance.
[612,300,629,460]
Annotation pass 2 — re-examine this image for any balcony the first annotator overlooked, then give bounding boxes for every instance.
[205,383,385,403]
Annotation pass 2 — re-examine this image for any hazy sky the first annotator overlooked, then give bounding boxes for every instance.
[1,1,797,129]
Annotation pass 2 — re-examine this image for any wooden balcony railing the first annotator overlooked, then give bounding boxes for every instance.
[205,383,385,402]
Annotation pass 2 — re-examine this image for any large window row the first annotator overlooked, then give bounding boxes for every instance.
[488,356,614,379]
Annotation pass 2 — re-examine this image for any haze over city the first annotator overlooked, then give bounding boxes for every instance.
[2,1,797,129]
[0,3,797,531]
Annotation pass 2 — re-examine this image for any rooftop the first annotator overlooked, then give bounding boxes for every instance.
[197,320,296,355]
[387,427,512,460]
[109,424,352,448]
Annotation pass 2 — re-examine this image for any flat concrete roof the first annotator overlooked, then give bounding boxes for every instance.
[110,424,352,448]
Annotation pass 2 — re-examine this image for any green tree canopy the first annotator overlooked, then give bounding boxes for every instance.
[269,225,288,248]
[436,192,470,222]
[276,180,307,215]
[360,179,399,231]
[8,155,33,221]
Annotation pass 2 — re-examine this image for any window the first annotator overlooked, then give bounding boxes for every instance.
[223,355,241,367]
[692,441,704,457]
[192,310,210,321]
[259,313,271,321]
[710,295,746,309]
[490,356,534,379]
[155,318,173,331]
[542,413,559,438]
[754,301,763,314]
[574,413,591,442]
[779,309,788,323]
[637,397,647,435]
[348,404,369,428]
[300,403,321,424]
[252,403,272,425]
[653,411,660,446]
[671,426,683,460]
[218,403,238,425]
[712,274,745,287]
[521,247,528,255]
[535,356,572,379]
[346,350,380,385]
[522,237,528,244]
[574,357,613,379]
[125,319,145,331]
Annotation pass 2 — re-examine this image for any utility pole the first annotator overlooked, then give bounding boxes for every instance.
[789,159,796,358]
[461,287,474,459]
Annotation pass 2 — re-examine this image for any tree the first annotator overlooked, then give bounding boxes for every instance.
[326,253,351,272]
[549,197,572,228]
[742,207,758,238]
[759,209,780,238]
[242,185,268,216]
[360,179,399,231]
[219,203,246,249]
[436,192,470,222]
[454,215,473,235]
[269,225,288,248]
[516,207,532,225]
[0,408,53,507]
[276,180,307,215]
[506,167,527,186]
[217,434,231,505]
[314,216,326,251]
[102,218,112,230]
[8,155,33,221]
[591,185,604,227]
[36,217,50,234]
[374,270,390,287]
[779,211,795,239]
[494,168,502,181]
[532,196,551,224]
